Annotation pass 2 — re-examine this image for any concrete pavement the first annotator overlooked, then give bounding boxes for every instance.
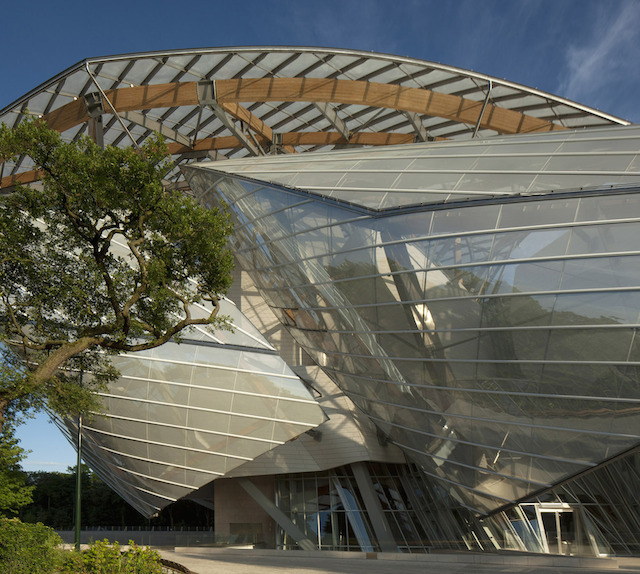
[157,548,640,574]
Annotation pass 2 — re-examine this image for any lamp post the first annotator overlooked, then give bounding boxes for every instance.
[74,412,83,551]
[74,363,84,552]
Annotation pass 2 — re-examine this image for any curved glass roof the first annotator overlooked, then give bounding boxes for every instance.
[0,46,629,192]
[190,123,640,210]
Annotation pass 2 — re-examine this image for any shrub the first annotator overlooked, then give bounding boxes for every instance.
[0,521,165,573]
[76,539,163,574]
[0,517,64,574]
[59,550,84,573]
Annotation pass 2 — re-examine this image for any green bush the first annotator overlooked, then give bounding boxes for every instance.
[59,550,84,573]
[0,517,64,574]
[74,539,163,574]
[0,520,165,573]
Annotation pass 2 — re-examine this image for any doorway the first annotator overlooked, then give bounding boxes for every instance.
[536,503,576,555]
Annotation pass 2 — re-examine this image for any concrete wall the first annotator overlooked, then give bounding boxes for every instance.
[214,476,276,548]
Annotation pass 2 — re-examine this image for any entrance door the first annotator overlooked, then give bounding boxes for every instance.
[537,505,576,555]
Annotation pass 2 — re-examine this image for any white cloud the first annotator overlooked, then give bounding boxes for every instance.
[558,1,640,104]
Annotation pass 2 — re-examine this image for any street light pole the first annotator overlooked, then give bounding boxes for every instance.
[74,412,83,551]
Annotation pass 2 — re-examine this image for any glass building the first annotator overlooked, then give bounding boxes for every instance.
[2,47,640,556]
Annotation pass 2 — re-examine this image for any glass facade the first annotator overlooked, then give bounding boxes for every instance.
[6,46,640,556]
[185,125,640,522]
[56,298,326,517]
[275,463,468,552]
[201,125,640,208]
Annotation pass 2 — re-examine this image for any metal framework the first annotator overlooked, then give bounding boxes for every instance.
[0,46,629,191]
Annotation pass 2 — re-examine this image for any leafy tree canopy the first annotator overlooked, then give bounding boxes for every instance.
[0,118,234,429]
[0,427,33,516]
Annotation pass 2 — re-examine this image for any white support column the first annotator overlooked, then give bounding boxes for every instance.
[350,462,399,552]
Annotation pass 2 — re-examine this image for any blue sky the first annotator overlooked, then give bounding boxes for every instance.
[7,0,640,472]
[2,0,640,121]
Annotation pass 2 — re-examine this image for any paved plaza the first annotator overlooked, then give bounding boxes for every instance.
[158,548,640,574]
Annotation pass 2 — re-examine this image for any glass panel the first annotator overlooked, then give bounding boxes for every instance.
[567,222,640,255]
[560,256,640,290]
[576,192,640,222]
[431,204,500,235]
[498,199,579,228]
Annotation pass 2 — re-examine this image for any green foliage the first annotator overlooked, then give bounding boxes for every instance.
[0,348,42,429]
[0,117,234,425]
[0,518,64,574]
[120,543,164,574]
[58,550,84,573]
[0,428,33,516]
[0,521,164,574]
[66,539,163,574]
[21,466,213,529]
[20,468,79,528]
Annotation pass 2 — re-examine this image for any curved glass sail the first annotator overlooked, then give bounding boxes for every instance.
[185,124,640,514]
[55,297,326,517]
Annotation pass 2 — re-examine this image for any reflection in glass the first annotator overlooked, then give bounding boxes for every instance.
[198,168,640,517]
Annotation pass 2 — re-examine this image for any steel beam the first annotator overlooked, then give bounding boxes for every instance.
[84,92,105,149]
[473,81,493,138]
[313,102,350,140]
[120,111,191,147]
[237,478,317,551]
[403,111,430,142]
[350,462,398,552]
[197,80,264,156]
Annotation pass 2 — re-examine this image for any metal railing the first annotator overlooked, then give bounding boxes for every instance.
[56,527,257,548]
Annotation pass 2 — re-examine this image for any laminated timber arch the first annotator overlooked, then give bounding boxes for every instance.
[42,78,563,137]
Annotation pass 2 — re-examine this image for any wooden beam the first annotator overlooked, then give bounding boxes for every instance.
[1,131,417,190]
[42,83,200,134]
[214,78,564,135]
[1,169,44,189]
[168,135,243,154]
[104,83,199,113]
[219,102,274,141]
[165,130,416,155]
[43,98,89,133]
[281,131,416,146]
[39,78,564,138]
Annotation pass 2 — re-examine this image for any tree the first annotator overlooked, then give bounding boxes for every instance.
[0,118,234,429]
[0,427,33,516]
[21,466,214,529]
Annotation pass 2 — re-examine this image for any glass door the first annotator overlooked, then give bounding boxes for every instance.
[536,504,576,555]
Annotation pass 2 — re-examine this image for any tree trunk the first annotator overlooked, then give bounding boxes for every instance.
[30,336,100,387]
[0,398,9,434]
